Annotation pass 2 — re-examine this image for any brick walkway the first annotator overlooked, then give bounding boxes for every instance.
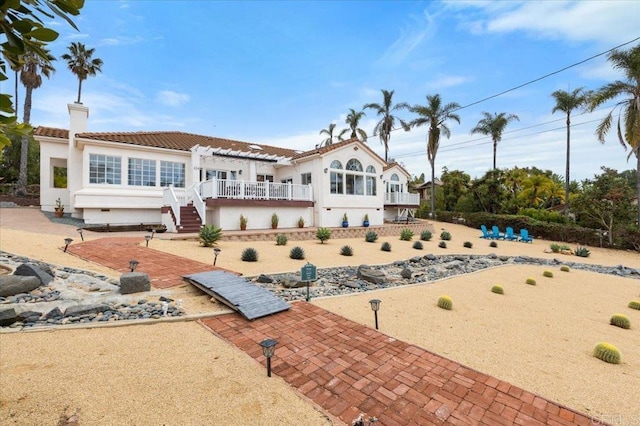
[201,304,592,426]
[66,237,217,288]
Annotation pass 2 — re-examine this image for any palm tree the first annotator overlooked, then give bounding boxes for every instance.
[519,174,552,208]
[15,48,55,195]
[588,44,640,228]
[338,108,367,142]
[363,89,410,163]
[318,123,341,147]
[551,87,589,216]
[409,94,461,219]
[61,42,103,104]
[470,111,519,170]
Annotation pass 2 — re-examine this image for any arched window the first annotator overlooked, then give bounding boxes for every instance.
[345,158,364,195]
[366,165,377,196]
[387,173,402,194]
[330,160,343,194]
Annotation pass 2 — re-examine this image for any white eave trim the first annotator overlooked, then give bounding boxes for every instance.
[74,137,190,156]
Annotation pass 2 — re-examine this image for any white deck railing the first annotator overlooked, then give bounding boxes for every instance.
[384,192,420,205]
[199,179,312,201]
[188,184,206,225]
[162,186,181,225]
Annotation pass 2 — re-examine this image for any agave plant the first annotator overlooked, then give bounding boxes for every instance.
[290,246,305,260]
[199,225,223,247]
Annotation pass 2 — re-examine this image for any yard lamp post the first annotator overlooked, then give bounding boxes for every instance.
[145,235,152,247]
[369,299,381,330]
[259,338,278,377]
[64,238,73,253]
[213,247,221,266]
[129,260,139,272]
[77,228,84,241]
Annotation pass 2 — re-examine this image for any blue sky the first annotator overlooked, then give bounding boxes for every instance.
[11,0,640,181]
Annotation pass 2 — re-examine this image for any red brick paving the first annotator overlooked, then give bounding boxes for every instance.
[69,236,596,425]
[65,237,217,288]
[201,303,594,425]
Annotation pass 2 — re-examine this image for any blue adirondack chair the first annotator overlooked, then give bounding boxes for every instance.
[480,225,491,239]
[491,225,505,240]
[505,227,519,241]
[520,229,533,243]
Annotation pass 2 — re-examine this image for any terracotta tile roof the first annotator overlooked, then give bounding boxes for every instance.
[292,138,386,165]
[34,127,300,159]
[384,161,412,177]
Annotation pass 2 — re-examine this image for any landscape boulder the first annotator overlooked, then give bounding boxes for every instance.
[14,263,54,285]
[357,265,387,285]
[44,307,63,320]
[17,310,42,321]
[119,272,151,295]
[0,308,18,327]
[256,274,274,283]
[64,304,111,317]
[0,275,41,297]
[401,267,412,279]
[281,274,306,288]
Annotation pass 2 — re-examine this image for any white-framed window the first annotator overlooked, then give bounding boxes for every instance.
[89,154,121,184]
[128,158,156,186]
[387,173,402,193]
[366,165,377,196]
[205,170,227,180]
[160,161,185,188]
[257,174,274,182]
[330,160,343,194]
[301,172,311,185]
[345,159,364,195]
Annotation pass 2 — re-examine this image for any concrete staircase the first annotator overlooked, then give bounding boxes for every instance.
[177,204,203,233]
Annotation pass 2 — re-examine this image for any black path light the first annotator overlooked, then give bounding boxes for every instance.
[259,338,278,377]
[63,238,73,253]
[213,247,221,266]
[369,299,381,330]
[145,234,152,247]
[76,228,84,241]
[129,260,139,272]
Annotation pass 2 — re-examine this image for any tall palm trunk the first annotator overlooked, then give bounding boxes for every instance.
[430,159,436,219]
[76,78,83,103]
[492,139,497,170]
[636,147,640,228]
[564,113,570,216]
[14,70,18,118]
[16,86,33,195]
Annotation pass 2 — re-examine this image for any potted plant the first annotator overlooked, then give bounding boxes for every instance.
[54,198,64,218]
[271,213,279,229]
[297,216,305,228]
[240,214,248,231]
[342,213,349,228]
[363,213,370,227]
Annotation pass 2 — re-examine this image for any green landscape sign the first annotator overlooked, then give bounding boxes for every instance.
[301,262,317,282]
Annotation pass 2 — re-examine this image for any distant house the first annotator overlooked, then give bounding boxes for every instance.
[35,103,420,232]
[414,179,443,205]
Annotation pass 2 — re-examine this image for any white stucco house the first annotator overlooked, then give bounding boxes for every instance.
[35,103,419,233]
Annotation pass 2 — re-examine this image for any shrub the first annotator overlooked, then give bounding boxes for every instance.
[559,244,571,251]
[463,241,473,249]
[560,265,570,272]
[593,342,621,364]
[437,295,453,310]
[543,270,553,278]
[489,241,497,248]
[400,228,414,241]
[381,242,391,252]
[365,231,378,243]
[289,246,305,260]
[628,300,640,310]
[610,313,631,329]
[413,241,423,250]
[199,225,223,247]
[275,234,288,246]
[550,243,561,253]
[316,227,331,244]
[491,285,504,295]
[574,246,590,257]
[525,277,536,285]
[440,230,451,241]
[420,230,432,241]
[438,241,447,249]
[340,245,353,256]
[241,248,258,262]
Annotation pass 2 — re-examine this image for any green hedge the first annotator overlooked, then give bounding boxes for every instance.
[429,211,639,251]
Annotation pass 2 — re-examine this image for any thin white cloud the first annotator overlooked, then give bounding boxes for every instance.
[377,10,436,66]
[156,90,190,107]
[99,36,144,46]
[424,74,472,90]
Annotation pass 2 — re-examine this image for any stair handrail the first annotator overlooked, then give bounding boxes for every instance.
[188,183,206,225]
[163,185,181,226]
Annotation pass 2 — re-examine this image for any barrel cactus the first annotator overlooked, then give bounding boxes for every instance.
[543,270,553,278]
[525,277,536,285]
[241,248,258,262]
[593,342,621,364]
[437,295,453,310]
[413,241,423,250]
[628,300,640,310]
[610,313,631,329]
[560,265,570,272]
[381,241,391,252]
[438,241,447,249]
[491,285,504,295]
[463,241,473,249]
